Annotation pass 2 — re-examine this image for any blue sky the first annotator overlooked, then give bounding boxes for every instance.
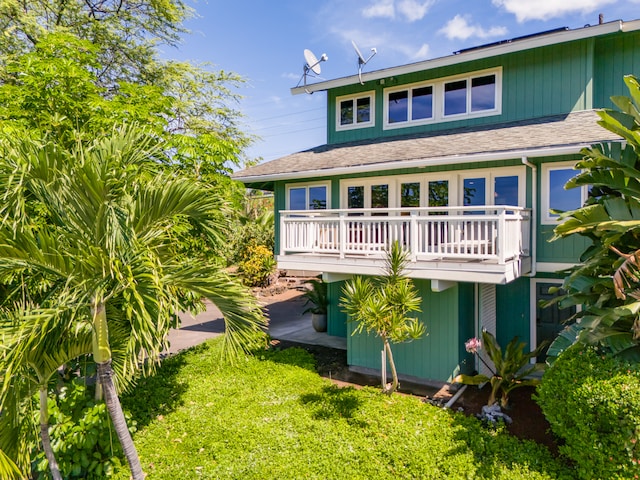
[167,0,640,167]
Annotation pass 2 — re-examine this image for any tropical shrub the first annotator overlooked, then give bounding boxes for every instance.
[547,75,640,362]
[535,345,640,479]
[454,331,546,408]
[32,381,131,479]
[238,244,277,287]
[302,278,328,315]
[340,241,426,394]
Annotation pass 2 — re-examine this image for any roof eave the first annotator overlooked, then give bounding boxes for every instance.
[234,144,596,184]
[291,20,627,95]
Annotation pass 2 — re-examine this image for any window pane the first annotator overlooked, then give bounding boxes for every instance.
[371,184,388,208]
[388,91,408,123]
[348,186,364,209]
[463,178,486,207]
[549,169,581,215]
[308,186,327,210]
[471,75,496,112]
[412,86,433,120]
[340,100,353,125]
[444,80,467,116]
[428,180,448,207]
[289,188,306,210]
[401,182,420,208]
[494,176,518,206]
[356,97,371,123]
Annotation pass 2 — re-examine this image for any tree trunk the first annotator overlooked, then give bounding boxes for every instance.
[39,388,62,480]
[383,337,399,395]
[97,360,144,480]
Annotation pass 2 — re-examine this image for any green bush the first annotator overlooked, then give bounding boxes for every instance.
[535,345,640,479]
[238,244,276,287]
[32,380,132,479]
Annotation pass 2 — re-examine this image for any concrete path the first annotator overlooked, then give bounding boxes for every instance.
[167,288,346,355]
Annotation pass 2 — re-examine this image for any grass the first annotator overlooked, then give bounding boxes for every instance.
[115,338,572,479]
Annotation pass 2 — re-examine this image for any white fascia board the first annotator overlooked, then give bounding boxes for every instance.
[236,144,588,184]
[291,21,626,96]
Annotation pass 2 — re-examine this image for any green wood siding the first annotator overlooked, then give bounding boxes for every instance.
[496,277,531,349]
[347,279,470,382]
[327,280,347,337]
[328,40,594,145]
[594,31,640,108]
[534,155,593,264]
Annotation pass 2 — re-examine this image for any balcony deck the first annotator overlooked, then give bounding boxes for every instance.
[278,206,531,285]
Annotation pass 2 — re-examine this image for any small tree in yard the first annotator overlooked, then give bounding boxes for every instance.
[340,241,426,394]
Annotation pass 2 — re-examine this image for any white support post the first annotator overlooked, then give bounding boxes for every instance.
[410,212,418,262]
[339,211,346,259]
[498,208,506,264]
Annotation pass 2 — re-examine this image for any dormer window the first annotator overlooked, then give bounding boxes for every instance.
[336,92,375,130]
[384,67,501,130]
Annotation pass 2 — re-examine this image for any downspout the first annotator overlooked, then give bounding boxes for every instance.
[521,156,537,277]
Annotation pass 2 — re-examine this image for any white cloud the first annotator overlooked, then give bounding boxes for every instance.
[412,43,430,60]
[363,0,395,19]
[439,15,507,41]
[492,0,617,22]
[397,0,437,22]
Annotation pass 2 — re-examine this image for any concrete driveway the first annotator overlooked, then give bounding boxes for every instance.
[166,288,345,355]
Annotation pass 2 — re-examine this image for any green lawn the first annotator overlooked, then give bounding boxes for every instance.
[116,338,572,479]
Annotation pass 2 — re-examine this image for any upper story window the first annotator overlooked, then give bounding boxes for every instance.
[384,67,502,130]
[336,92,375,131]
[541,162,586,224]
[287,183,330,210]
[388,86,433,124]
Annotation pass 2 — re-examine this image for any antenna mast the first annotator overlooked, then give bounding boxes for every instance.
[352,40,377,85]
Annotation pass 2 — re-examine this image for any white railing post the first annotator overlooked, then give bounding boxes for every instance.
[410,211,418,261]
[280,214,286,256]
[498,208,506,264]
[339,211,346,259]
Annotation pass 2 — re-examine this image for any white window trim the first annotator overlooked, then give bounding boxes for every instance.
[285,182,331,210]
[540,162,587,224]
[335,91,375,131]
[383,67,502,130]
[459,165,526,208]
[340,178,396,208]
[339,166,523,209]
[384,81,435,128]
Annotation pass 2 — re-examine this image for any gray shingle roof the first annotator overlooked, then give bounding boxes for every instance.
[233,110,621,182]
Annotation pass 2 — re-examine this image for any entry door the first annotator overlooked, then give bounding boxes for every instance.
[535,282,576,361]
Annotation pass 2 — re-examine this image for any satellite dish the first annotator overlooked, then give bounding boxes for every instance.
[298,48,328,93]
[352,40,377,85]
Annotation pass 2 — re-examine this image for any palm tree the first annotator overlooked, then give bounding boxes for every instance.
[0,126,267,479]
[340,241,426,394]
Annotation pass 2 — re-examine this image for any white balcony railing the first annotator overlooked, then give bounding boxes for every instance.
[280,206,530,265]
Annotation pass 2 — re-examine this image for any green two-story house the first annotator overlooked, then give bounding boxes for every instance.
[234,19,639,385]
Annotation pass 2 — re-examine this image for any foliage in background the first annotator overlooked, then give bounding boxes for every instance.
[546,75,640,362]
[454,331,547,408]
[535,345,640,479]
[32,381,129,479]
[340,241,426,394]
[112,337,572,480]
[238,245,276,287]
[0,0,254,177]
[227,193,275,266]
